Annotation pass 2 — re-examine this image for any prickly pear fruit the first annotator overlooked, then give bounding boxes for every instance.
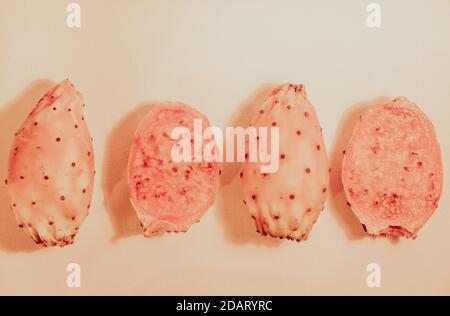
[6,80,95,247]
[342,97,443,239]
[127,103,219,237]
[241,84,329,241]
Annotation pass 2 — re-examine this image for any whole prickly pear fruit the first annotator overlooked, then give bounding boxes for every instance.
[241,84,329,241]
[127,103,219,237]
[342,97,443,239]
[6,80,95,247]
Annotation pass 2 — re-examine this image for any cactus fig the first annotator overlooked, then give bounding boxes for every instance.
[127,103,219,236]
[342,97,443,238]
[6,79,95,247]
[241,84,329,241]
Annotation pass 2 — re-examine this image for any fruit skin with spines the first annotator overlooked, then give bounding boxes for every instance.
[342,97,443,239]
[6,79,95,247]
[241,83,329,242]
[127,103,219,237]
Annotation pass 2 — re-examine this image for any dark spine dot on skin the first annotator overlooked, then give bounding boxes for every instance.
[306,208,312,213]
[304,112,309,117]
[240,171,243,178]
[31,201,36,205]
[287,105,292,110]
[33,122,38,126]
[322,187,327,193]
[60,195,66,201]
[252,194,256,200]
[280,154,286,159]
[82,189,86,194]
[56,138,61,142]
[44,175,49,180]
[316,145,321,150]
[71,162,76,167]
[272,122,277,126]
[53,107,56,110]
[289,194,295,200]
[20,176,24,179]
[296,130,301,135]
[305,168,311,174]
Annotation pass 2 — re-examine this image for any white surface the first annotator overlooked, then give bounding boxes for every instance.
[0,0,449,295]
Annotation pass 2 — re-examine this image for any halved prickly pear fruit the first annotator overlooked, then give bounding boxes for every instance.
[241,83,329,242]
[6,79,95,247]
[342,97,443,239]
[127,103,219,236]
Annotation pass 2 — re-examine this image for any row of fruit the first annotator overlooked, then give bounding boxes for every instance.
[5,80,443,247]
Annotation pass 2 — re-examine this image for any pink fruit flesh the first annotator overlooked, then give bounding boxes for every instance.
[241,84,329,242]
[127,103,219,236]
[6,80,95,247]
[342,97,443,238]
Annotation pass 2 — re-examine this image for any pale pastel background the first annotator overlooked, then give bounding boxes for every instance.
[0,0,449,295]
